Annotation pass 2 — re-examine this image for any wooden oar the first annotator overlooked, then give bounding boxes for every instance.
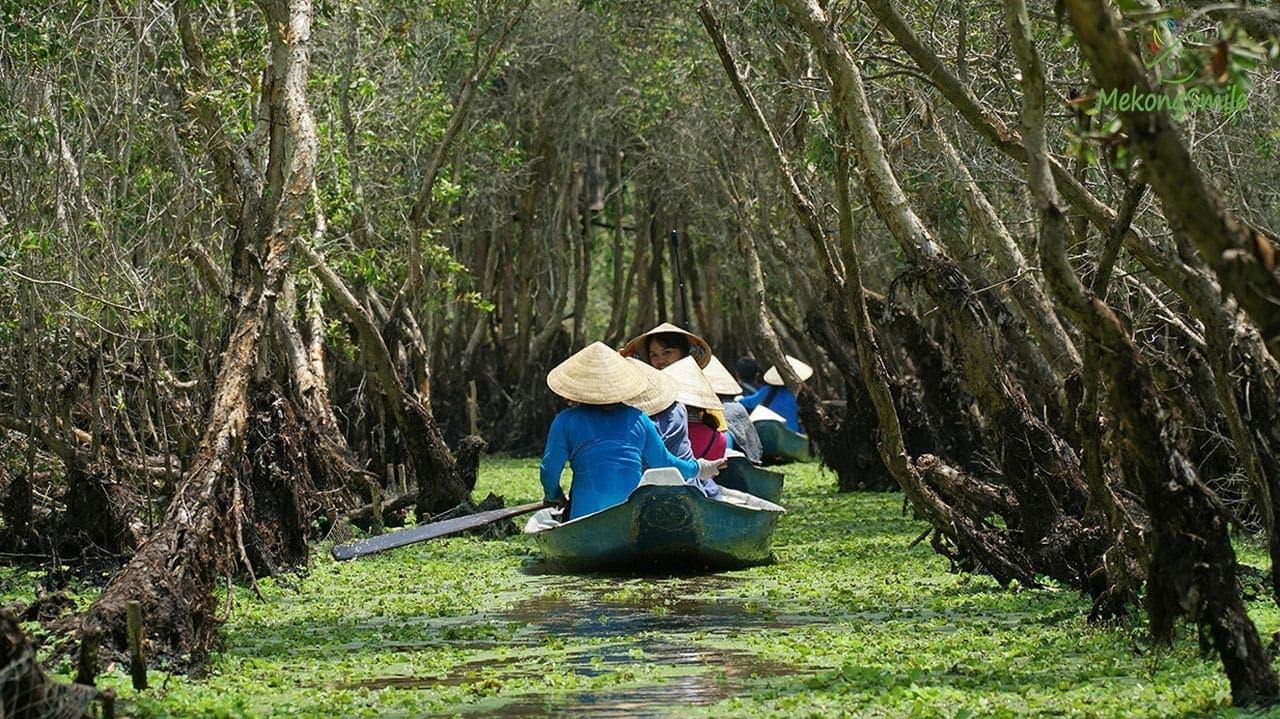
[331,501,550,561]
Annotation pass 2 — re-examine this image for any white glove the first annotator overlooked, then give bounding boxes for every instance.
[696,458,726,480]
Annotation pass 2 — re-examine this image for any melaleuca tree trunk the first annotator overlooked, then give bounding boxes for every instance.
[80,0,347,660]
[700,2,1044,586]
[1008,0,1278,703]
[863,1,1280,573]
[776,0,1108,592]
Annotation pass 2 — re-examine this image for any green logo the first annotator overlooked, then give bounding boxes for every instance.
[1093,85,1247,119]
[1092,16,1252,120]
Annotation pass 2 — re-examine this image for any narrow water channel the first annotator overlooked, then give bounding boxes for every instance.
[333,574,826,717]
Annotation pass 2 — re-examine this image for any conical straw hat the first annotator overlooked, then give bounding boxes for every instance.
[749,404,787,423]
[702,355,742,396]
[623,358,679,416]
[763,355,814,386]
[663,356,724,411]
[620,322,712,368]
[547,342,648,404]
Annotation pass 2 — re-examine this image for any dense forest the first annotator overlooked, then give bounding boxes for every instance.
[3,0,1280,715]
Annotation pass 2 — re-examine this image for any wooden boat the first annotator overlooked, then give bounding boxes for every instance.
[753,418,810,463]
[525,469,785,570]
[715,456,785,503]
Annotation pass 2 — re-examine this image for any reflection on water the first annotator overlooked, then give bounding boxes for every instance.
[340,641,796,715]
[332,576,824,717]
[461,642,797,718]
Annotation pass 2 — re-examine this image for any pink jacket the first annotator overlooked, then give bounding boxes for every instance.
[687,422,727,460]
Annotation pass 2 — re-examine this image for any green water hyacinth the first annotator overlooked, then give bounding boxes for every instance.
[7,457,1276,718]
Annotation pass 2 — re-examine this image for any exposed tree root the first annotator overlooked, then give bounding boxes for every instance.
[0,470,35,552]
[58,462,140,557]
[78,377,359,662]
[797,386,895,492]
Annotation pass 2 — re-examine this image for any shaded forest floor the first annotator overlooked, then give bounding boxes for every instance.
[6,458,1280,717]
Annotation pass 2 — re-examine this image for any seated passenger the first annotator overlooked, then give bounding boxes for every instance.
[664,357,729,462]
[703,355,763,464]
[624,357,693,460]
[689,409,729,462]
[738,355,812,434]
[540,342,723,520]
[621,322,712,370]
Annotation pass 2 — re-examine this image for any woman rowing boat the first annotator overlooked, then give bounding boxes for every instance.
[739,355,812,434]
[539,342,724,520]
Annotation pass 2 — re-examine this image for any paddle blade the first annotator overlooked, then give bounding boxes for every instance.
[331,501,548,561]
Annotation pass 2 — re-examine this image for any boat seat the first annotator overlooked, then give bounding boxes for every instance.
[636,467,685,487]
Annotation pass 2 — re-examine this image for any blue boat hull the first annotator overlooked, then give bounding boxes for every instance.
[754,419,810,463]
[530,484,783,570]
[715,458,785,503]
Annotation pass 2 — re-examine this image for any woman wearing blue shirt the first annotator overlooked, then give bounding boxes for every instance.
[738,355,812,434]
[540,343,724,519]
